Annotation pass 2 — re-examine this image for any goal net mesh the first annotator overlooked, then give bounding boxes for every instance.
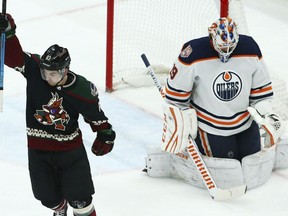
[110,0,288,120]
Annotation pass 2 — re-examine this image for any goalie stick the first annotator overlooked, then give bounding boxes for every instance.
[141,53,247,201]
[0,0,7,112]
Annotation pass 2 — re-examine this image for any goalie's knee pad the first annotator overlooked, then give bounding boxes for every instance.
[274,131,288,169]
[145,147,171,177]
[242,145,275,189]
[169,152,244,189]
[145,147,245,189]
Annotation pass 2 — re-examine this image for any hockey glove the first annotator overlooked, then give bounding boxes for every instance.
[248,100,286,147]
[162,102,197,154]
[0,13,16,39]
[92,124,116,156]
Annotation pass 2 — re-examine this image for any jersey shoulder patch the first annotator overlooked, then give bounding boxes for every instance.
[178,36,217,65]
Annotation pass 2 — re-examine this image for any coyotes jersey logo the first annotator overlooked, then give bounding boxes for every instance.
[34,93,70,131]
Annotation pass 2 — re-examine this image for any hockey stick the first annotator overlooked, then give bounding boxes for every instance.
[0,0,7,112]
[140,54,165,98]
[141,53,247,201]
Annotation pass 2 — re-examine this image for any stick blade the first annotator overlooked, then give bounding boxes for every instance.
[211,185,247,201]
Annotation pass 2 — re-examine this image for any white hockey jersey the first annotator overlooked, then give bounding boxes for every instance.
[165,35,273,136]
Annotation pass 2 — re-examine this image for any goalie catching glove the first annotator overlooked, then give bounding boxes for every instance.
[247,100,286,147]
[161,103,197,154]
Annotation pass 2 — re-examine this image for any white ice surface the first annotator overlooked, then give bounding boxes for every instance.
[1,0,288,215]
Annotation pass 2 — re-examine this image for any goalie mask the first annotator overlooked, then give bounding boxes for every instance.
[208,17,239,63]
[40,44,71,85]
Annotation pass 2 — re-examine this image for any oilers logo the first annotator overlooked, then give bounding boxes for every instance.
[212,71,242,101]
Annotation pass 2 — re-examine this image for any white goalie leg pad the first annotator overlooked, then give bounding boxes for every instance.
[202,156,244,190]
[274,128,288,169]
[161,103,197,154]
[242,145,276,189]
[169,151,204,188]
[145,147,171,177]
[169,150,244,189]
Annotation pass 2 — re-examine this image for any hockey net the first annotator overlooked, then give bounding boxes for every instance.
[106,0,288,120]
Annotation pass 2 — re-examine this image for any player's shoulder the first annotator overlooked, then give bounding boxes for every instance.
[23,52,41,62]
[178,36,217,65]
[19,52,41,75]
[64,72,99,100]
[233,35,262,58]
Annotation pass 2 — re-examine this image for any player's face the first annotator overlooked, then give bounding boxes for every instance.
[40,69,63,86]
[218,42,236,55]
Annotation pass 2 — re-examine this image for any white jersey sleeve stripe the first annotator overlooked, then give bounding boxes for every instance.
[165,83,192,104]
[249,84,273,101]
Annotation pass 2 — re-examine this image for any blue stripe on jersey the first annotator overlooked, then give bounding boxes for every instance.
[165,94,190,103]
[250,82,273,102]
[191,100,247,120]
[198,116,251,131]
[249,92,273,101]
[166,81,187,93]
[165,82,191,103]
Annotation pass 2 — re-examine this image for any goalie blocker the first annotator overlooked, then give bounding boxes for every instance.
[161,103,197,154]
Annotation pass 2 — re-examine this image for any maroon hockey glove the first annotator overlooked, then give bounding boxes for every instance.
[92,124,116,156]
[0,13,16,39]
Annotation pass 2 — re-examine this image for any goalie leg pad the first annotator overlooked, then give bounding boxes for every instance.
[169,151,204,188]
[242,145,275,189]
[169,151,244,189]
[274,131,288,169]
[202,156,244,189]
[145,147,171,177]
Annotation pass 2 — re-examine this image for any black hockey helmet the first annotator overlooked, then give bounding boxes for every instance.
[40,44,71,73]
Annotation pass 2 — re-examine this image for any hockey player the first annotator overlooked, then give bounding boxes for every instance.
[0,14,116,216]
[144,17,287,190]
[163,17,285,161]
